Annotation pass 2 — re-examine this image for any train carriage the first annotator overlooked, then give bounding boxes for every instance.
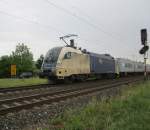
[134,62,144,73]
[116,58,135,76]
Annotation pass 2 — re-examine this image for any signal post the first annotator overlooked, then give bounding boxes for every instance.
[139,29,149,80]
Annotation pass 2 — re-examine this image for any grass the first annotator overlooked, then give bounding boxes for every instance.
[46,81,150,130]
[0,77,48,88]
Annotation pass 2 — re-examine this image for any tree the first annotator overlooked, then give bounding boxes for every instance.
[11,43,34,75]
[0,43,35,78]
[0,55,12,78]
[35,54,44,69]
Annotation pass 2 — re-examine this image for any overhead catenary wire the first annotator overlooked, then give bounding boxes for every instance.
[0,0,143,61]
[0,10,64,35]
[0,7,107,48]
[1,0,123,43]
[0,0,128,52]
[0,0,124,45]
[69,4,124,41]
[43,0,125,43]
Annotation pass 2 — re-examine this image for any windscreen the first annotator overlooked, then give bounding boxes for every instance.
[44,47,62,65]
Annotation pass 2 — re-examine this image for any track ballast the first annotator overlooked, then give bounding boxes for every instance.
[0,76,144,116]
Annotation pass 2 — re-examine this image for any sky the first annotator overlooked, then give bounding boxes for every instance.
[0,0,150,61]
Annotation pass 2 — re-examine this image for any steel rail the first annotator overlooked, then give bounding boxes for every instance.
[0,78,133,104]
[0,84,54,93]
[0,77,143,115]
[0,76,142,93]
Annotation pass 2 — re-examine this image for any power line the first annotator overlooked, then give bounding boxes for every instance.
[0,0,124,44]
[0,9,107,48]
[0,1,64,34]
[44,0,124,43]
[1,0,123,43]
[0,0,139,59]
[0,2,119,50]
[0,10,90,41]
[0,10,64,35]
[70,4,123,40]
[0,1,137,60]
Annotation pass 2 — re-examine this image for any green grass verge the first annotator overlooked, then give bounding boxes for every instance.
[47,81,150,130]
[0,78,48,88]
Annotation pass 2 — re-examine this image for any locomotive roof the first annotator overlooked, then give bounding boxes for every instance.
[116,58,144,64]
[89,52,114,60]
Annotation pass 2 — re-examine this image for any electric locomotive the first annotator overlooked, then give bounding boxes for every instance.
[41,40,90,82]
[41,39,117,82]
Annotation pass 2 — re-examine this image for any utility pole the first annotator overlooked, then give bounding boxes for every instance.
[144,52,147,79]
[139,29,149,80]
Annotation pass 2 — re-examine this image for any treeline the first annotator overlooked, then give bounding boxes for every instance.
[0,43,44,78]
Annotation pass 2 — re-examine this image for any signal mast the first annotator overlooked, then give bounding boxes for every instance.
[139,29,149,80]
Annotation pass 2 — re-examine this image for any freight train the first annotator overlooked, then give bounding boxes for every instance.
[41,40,150,82]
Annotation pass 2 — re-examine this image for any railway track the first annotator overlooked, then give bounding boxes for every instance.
[0,79,117,94]
[0,78,133,101]
[0,76,143,94]
[0,83,53,93]
[0,77,143,116]
[0,77,140,100]
[0,79,124,101]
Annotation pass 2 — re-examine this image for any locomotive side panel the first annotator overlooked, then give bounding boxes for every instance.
[89,53,116,74]
[56,48,90,78]
[58,53,90,77]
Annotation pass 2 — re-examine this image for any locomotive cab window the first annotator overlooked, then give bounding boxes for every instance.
[44,47,62,64]
[64,52,71,59]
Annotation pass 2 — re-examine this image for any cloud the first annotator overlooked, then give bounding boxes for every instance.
[0,0,150,61]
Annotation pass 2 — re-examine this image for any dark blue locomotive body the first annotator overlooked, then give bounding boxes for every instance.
[89,53,116,74]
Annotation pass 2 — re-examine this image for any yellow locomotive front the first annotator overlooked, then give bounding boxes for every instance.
[41,46,90,81]
[41,47,62,80]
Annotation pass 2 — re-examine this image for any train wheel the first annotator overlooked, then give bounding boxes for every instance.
[107,73,116,79]
[64,77,74,84]
[96,75,101,80]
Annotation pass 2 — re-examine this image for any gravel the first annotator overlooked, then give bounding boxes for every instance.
[0,78,127,101]
[0,82,129,130]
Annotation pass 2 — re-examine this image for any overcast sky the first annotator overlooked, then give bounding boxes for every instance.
[0,0,150,61]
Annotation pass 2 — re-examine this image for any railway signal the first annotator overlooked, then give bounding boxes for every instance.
[139,29,149,80]
[139,45,149,54]
[141,29,147,45]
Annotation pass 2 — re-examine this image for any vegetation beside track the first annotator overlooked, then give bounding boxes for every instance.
[45,81,150,130]
[0,77,48,88]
